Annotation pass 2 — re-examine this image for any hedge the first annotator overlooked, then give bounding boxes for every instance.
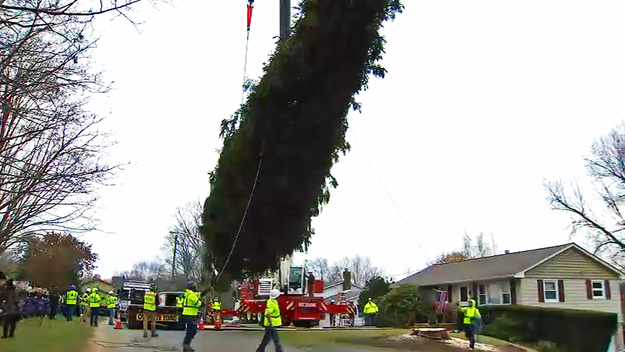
[479,305,618,352]
[202,0,403,281]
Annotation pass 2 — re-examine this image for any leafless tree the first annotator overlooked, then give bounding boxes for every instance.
[116,260,167,282]
[0,0,163,252]
[309,257,330,281]
[161,200,206,282]
[545,123,625,266]
[461,231,498,258]
[333,255,384,287]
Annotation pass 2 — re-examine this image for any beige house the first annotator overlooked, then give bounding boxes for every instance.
[397,243,625,349]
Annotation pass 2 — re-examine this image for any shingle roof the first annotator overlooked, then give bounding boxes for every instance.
[398,243,572,287]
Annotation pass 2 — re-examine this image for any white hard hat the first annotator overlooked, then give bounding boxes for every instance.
[269,289,281,299]
[108,291,114,295]
[86,288,92,292]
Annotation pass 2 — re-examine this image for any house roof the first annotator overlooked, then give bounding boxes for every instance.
[323,280,364,291]
[325,290,361,302]
[397,242,621,287]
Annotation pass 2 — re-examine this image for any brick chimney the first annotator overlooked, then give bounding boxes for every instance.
[342,269,351,291]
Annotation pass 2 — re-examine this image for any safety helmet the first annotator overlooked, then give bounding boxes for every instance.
[108,291,114,295]
[214,297,220,302]
[368,297,372,301]
[86,288,92,292]
[92,287,98,292]
[269,289,281,299]
[70,285,76,290]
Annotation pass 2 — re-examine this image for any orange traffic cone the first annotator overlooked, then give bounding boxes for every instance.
[114,312,122,330]
[198,316,205,330]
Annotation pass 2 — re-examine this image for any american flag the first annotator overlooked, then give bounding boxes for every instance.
[435,290,448,314]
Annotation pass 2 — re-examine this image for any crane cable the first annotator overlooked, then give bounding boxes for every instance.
[213,0,263,288]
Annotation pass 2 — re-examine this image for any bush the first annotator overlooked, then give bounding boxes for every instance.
[376,283,429,327]
[479,305,617,352]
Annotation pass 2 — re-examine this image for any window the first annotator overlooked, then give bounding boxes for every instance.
[502,286,511,304]
[543,280,558,302]
[460,286,468,302]
[478,285,487,305]
[591,280,605,299]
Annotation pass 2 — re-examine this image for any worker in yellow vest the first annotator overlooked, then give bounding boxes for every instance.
[363,298,379,326]
[211,297,222,325]
[143,288,158,338]
[88,288,102,327]
[181,282,202,352]
[81,288,91,323]
[255,289,283,352]
[64,285,78,322]
[457,299,481,350]
[106,291,117,325]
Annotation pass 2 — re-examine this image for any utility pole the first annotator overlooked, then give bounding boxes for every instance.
[170,231,178,281]
[279,0,291,43]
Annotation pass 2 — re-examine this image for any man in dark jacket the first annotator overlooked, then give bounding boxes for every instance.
[2,279,19,338]
[49,286,60,320]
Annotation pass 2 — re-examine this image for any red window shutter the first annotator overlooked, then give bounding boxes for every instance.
[605,280,611,300]
[557,280,565,302]
[510,279,517,305]
[586,280,593,299]
[537,280,545,302]
[447,285,453,302]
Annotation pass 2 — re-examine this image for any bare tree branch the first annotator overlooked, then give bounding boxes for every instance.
[544,123,625,265]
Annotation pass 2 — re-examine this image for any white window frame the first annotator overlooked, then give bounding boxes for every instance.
[501,284,512,305]
[591,280,606,299]
[543,279,559,303]
[460,286,469,302]
[478,285,487,305]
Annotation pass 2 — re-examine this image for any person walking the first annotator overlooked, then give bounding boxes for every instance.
[457,299,481,350]
[106,291,117,325]
[81,288,91,323]
[2,279,19,339]
[181,282,202,352]
[49,286,60,320]
[255,288,284,352]
[363,298,379,326]
[143,287,158,338]
[88,288,102,327]
[64,285,79,321]
[211,297,221,325]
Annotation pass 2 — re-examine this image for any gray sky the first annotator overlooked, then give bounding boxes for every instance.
[86,0,625,280]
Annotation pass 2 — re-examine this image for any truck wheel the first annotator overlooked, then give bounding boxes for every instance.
[127,320,142,330]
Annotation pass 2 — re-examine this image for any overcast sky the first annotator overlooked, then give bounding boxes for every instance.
[85,0,625,280]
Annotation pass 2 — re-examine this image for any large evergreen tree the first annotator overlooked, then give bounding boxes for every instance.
[202,0,403,282]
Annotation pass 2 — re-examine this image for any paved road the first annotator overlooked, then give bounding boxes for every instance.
[86,324,391,352]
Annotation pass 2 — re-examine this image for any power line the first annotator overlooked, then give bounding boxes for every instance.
[348,127,431,263]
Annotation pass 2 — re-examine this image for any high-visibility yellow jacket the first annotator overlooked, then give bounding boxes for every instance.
[212,301,221,311]
[65,290,78,305]
[263,298,282,327]
[176,296,183,308]
[107,296,117,309]
[459,299,481,325]
[182,289,201,317]
[363,301,379,314]
[144,290,157,312]
[88,292,102,308]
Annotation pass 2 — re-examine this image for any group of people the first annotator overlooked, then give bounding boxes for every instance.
[62,285,118,326]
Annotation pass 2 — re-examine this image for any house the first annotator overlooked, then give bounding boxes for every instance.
[321,280,364,305]
[397,242,625,349]
[82,278,115,300]
[317,279,364,327]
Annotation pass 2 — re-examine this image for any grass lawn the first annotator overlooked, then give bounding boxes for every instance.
[0,316,92,352]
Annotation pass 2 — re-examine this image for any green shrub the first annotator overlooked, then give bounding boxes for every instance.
[479,305,617,352]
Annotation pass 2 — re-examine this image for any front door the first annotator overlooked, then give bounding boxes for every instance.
[460,286,468,303]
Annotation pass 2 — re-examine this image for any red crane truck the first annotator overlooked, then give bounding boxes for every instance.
[217,265,355,328]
